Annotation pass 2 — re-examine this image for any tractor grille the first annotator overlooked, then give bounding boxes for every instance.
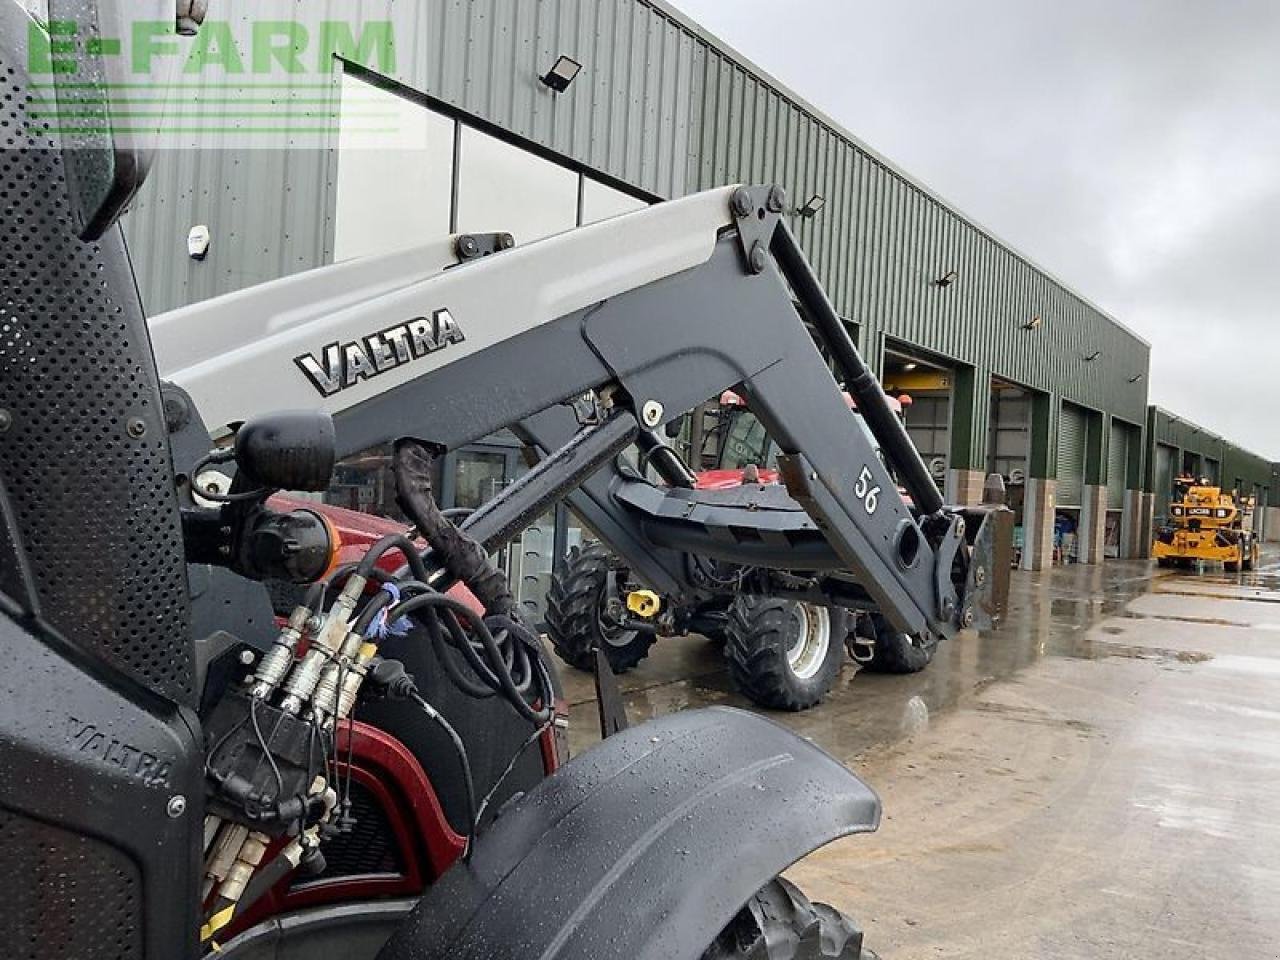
[0,807,143,960]
[296,780,405,881]
[0,46,194,704]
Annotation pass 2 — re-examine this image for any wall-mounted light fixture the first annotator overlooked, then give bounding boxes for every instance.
[796,194,826,218]
[1128,373,1144,384]
[1022,316,1042,331]
[934,269,959,287]
[540,55,582,93]
[1083,350,1102,362]
[902,362,919,372]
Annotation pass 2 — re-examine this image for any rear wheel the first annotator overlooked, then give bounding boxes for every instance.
[701,877,870,959]
[726,597,846,711]
[545,542,657,673]
[856,613,936,674]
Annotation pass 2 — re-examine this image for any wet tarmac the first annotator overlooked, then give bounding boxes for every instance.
[559,548,1280,959]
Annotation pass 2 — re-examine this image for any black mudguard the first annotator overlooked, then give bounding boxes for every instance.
[378,706,880,960]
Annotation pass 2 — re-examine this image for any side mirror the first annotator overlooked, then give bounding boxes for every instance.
[234,411,336,492]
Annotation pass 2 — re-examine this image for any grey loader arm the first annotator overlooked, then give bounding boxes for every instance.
[151,183,1010,646]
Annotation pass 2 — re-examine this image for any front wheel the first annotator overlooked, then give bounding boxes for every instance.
[545,542,657,673]
[855,613,937,674]
[701,877,870,959]
[726,597,846,711]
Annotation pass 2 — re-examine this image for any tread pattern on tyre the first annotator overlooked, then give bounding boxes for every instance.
[700,877,867,959]
[544,542,655,673]
[725,596,844,712]
[858,613,935,675]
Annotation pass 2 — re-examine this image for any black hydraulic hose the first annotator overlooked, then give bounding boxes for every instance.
[770,220,946,518]
[387,592,550,724]
[421,608,501,700]
[394,440,514,617]
[356,533,432,583]
[636,428,698,488]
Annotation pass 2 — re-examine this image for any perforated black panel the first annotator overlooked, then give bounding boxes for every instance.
[0,807,143,960]
[0,48,194,703]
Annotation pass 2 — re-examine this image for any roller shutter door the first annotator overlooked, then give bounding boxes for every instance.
[1106,421,1130,510]
[1155,444,1175,520]
[1056,403,1087,508]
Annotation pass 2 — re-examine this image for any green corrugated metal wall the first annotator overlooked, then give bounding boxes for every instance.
[1144,407,1271,498]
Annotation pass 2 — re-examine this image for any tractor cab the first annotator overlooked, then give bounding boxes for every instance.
[698,389,909,490]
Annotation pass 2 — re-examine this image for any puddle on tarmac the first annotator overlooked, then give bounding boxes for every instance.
[566,553,1276,756]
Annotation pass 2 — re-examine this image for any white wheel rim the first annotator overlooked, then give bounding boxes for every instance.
[786,603,831,680]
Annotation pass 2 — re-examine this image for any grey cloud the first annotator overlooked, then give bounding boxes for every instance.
[672,0,1280,455]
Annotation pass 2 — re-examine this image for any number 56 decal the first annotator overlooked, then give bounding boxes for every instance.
[855,465,881,515]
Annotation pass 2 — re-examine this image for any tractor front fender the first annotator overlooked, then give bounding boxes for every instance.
[378,706,879,960]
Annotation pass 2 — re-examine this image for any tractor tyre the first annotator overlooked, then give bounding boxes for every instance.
[545,542,657,674]
[856,613,936,675]
[725,597,846,711]
[1243,541,1256,571]
[701,877,871,959]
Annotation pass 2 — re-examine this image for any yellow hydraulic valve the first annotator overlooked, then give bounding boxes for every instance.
[626,589,662,619]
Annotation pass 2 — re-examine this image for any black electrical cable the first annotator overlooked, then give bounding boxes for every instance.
[190,450,271,504]
[409,691,476,860]
[474,719,553,828]
[249,696,285,804]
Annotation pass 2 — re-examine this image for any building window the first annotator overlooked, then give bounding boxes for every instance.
[582,176,649,224]
[455,126,579,244]
[334,72,454,261]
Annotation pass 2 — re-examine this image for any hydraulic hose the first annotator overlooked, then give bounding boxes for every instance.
[394,440,514,617]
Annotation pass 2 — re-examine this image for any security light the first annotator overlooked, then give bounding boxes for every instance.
[541,55,582,93]
[1022,316,1042,331]
[797,194,826,218]
[902,362,918,372]
[1083,350,1102,362]
[1128,373,1144,384]
[935,269,959,287]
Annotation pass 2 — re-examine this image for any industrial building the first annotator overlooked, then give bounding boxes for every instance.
[125,0,1272,611]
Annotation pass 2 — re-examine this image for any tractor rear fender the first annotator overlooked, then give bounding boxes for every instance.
[377,706,880,960]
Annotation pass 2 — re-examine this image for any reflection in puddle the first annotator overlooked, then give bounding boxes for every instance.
[566,553,1280,757]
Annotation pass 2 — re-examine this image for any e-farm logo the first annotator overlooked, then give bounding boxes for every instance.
[27,13,401,147]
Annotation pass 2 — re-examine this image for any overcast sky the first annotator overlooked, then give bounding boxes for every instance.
[672,0,1280,459]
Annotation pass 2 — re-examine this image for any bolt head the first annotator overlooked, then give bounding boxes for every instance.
[126,417,147,439]
[641,400,664,428]
[974,566,986,586]
[0,409,11,433]
[166,795,187,819]
[962,608,975,629]
[730,187,753,218]
[766,185,787,213]
[749,241,768,274]
[239,649,257,666]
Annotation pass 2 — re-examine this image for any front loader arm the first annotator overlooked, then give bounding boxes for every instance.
[151,184,1002,643]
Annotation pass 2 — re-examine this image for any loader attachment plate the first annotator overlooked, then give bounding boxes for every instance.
[958,505,1014,630]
